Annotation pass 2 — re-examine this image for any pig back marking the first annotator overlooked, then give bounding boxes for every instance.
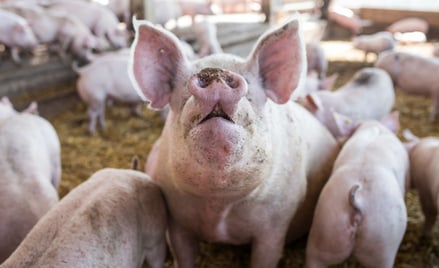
[197,68,239,88]
[349,184,362,227]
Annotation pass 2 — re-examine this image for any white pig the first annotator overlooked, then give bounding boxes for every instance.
[0,168,167,268]
[375,51,439,121]
[74,51,143,134]
[403,129,439,237]
[47,0,127,49]
[306,41,327,79]
[301,67,395,137]
[353,31,395,61]
[387,17,429,34]
[192,19,223,57]
[0,99,61,263]
[306,115,409,268]
[129,18,339,267]
[300,71,338,98]
[0,9,38,63]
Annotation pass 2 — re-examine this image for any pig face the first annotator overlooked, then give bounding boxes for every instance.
[375,51,403,82]
[12,23,38,49]
[129,18,305,195]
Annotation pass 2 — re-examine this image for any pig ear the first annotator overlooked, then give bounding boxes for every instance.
[402,128,419,142]
[246,18,305,104]
[129,19,188,109]
[318,73,338,90]
[333,111,358,138]
[380,111,400,133]
[1,96,12,107]
[23,101,38,115]
[304,94,323,111]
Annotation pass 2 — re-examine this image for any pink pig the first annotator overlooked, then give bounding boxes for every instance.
[0,98,61,263]
[74,50,143,134]
[0,9,38,63]
[306,41,327,79]
[302,67,395,137]
[192,19,223,57]
[0,168,167,268]
[375,51,439,121]
[387,17,429,34]
[306,115,409,268]
[403,129,439,237]
[353,31,396,60]
[129,18,339,267]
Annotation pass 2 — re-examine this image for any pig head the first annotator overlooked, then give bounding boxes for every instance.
[129,18,338,268]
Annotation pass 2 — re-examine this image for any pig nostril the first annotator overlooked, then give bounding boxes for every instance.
[197,77,209,88]
[225,77,239,89]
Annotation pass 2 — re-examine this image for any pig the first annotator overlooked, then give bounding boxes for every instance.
[306,114,409,268]
[353,31,396,61]
[129,18,339,267]
[0,168,167,268]
[74,51,143,134]
[387,17,429,34]
[192,19,223,57]
[0,98,61,263]
[47,0,128,49]
[375,51,439,121]
[299,71,338,98]
[328,5,363,34]
[306,41,327,79]
[403,129,439,237]
[0,9,38,63]
[301,67,395,138]
[0,3,98,61]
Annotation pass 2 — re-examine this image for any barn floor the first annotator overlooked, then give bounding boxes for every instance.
[3,14,439,267]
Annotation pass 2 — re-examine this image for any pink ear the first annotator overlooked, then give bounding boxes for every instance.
[380,111,400,133]
[1,96,12,107]
[332,111,358,138]
[318,73,338,90]
[246,18,305,104]
[129,19,188,109]
[23,101,38,114]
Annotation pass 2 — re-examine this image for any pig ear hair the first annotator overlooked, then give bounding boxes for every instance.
[332,110,358,138]
[129,18,188,110]
[379,111,400,134]
[246,17,306,104]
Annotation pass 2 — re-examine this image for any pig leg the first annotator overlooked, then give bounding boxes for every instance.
[86,101,105,134]
[144,238,167,268]
[430,91,439,122]
[167,221,199,268]
[11,47,22,64]
[418,192,437,237]
[250,232,286,268]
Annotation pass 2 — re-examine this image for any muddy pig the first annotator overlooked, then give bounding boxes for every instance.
[0,168,167,268]
[375,51,439,121]
[0,9,38,64]
[74,50,143,134]
[306,115,409,268]
[0,98,61,263]
[301,67,395,138]
[403,129,439,237]
[129,17,339,267]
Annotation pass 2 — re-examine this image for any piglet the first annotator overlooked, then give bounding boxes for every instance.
[301,67,395,137]
[387,17,429,34]
[328,5,363,34]
[0,168,167,268]
[192,19,223,57]
[306,41,327,79]
[306,114,409,268]
[129,17,339,268]
[403,129,439,237]
[0,98,61,263]
[375,51,439,121]
[0,9,38,64]
[74,50,143,134]
[353,31,395,61]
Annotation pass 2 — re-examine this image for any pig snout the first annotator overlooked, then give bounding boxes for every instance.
[188,68,248,121]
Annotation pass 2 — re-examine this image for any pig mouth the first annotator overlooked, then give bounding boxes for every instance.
[199,104,234,124]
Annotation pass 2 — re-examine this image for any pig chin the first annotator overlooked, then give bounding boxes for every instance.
[188,117,246,166]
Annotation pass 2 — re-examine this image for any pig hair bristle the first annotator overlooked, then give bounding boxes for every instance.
[131,155,139,170]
